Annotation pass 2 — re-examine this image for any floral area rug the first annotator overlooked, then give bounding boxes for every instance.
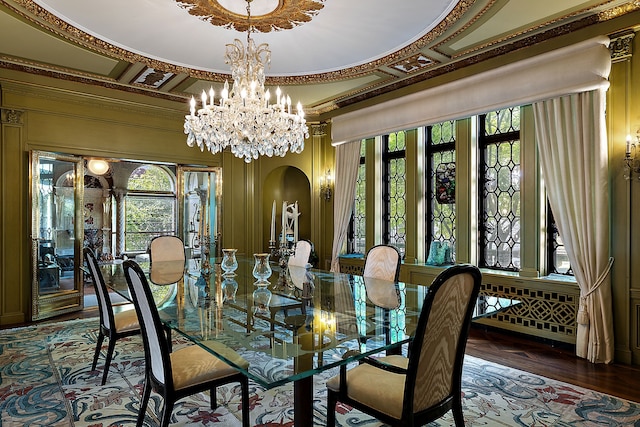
[1,318,639,426]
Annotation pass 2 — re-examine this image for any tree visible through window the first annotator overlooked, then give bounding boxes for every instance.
[125,165,176,252]
[348,141,366,254]
[479,108,521,271]
[383,131,406,257]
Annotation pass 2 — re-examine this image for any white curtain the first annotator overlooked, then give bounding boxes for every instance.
[330,141,362,272]
[533,89,614,363]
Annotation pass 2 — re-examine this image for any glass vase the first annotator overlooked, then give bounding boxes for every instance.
[252,253,272,284]
[222,277,238,303]
[221,248,238,276]
[253,283,272,315]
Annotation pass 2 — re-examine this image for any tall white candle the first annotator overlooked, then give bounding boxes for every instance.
[270,200,276,241]
[294,201,299,242]
[282,201,287,244]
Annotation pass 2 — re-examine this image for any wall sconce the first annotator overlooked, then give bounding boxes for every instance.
[624,130,640,180]
[320,169,333,201]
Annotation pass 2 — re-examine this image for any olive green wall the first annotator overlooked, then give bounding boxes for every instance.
[0,69,332,325]
[2,21,640,365]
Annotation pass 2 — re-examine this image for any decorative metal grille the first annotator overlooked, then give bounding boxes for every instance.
[383,132,407,257]
[547,203,573,276]
[426,121,456,262]
[348,141,367,254]
[479,108,521,271]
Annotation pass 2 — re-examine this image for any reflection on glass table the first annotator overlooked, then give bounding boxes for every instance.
[102,256,520,427]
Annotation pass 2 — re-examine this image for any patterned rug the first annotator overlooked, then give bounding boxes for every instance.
[1,318,639,426]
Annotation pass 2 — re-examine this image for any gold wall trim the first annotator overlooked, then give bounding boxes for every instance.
[610,32,635,62]
[1,108,24,124]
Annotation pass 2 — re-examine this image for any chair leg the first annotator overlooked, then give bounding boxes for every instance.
[101,337,116,385]
[160,399,174,427]
[452,398,465,427]
[240,377,250,427]
[92,331,105,371]
[326,389,337,427]
[210,386,217,409]
[137,379,152,427]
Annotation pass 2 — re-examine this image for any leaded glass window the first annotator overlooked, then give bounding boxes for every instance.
[479,108,521,271]
[383,131,406,257]
[426,121,456,263]
[348,141,367,254]
[547,203,573,276]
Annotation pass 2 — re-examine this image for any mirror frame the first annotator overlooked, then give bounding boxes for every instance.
[30,151,85,320]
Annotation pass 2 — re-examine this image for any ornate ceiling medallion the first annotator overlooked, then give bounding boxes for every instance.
[176,0,325,32]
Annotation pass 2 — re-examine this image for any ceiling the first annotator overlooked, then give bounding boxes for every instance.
[1,0,639,119]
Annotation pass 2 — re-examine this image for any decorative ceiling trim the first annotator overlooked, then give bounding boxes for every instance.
[176,0,325,33]
[442,0,632,60]
[2,0,472,85]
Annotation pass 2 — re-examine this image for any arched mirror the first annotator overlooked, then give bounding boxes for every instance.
[30,151,84,320]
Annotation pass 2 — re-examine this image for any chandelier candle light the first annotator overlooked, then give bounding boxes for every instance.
[184,0,309,163]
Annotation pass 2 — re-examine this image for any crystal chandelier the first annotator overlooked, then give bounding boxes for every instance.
[184,0,309,163]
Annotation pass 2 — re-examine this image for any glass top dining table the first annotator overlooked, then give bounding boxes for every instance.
[101,255,519,426]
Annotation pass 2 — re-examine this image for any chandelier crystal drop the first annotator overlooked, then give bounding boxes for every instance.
[184,0,309,163]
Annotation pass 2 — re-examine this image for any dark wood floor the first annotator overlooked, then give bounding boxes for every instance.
[6,309,640,404]
[466,325,640,403]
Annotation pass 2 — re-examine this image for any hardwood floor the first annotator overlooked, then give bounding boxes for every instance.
[466,325,640,403]
[5,309,640,404]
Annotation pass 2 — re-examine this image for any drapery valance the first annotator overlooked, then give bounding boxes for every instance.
[331,36,611,145]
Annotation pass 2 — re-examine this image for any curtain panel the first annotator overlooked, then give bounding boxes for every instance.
[533,89,613,363]
[330,141,361,272]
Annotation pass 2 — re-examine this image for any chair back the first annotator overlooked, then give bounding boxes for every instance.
[288,239,313,267]
[404,264,481,417]
[83,248,116,331]
[124,260,172,388]
[362,244,401,281]
[149,235,186,263]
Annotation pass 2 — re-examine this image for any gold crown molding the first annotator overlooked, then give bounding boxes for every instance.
[1,108,24,124]
[598,0,640,20]
[443,0,614,60]
[609,31,635,61]
[334,15,602,109]
[431,0,499,57]
[3,0,471,86]
[0,77,182,120]
[0,60,187,105]
[176,0,325,33]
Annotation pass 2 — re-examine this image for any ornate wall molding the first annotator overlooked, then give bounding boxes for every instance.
[311,122,327,138]
[610,32,635,63]
[0,108,24,125]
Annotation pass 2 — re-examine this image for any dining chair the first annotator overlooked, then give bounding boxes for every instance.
[148,235,186,263]
[326,264,482,427]
[83,247,140,385]
[123,260,250,427]
[362,244,402,281]
[288,239,313,267]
